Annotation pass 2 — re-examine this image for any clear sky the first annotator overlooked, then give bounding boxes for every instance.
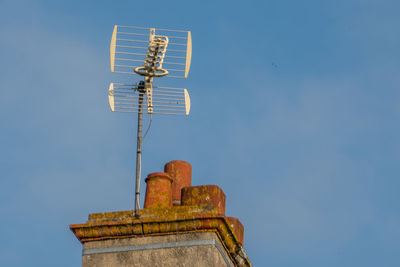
[1,0,399,266]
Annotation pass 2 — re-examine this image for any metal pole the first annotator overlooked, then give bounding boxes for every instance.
[135,81,145,215]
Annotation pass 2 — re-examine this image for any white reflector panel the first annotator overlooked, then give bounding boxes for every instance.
[108,83,190,116]
[110,25,192,78]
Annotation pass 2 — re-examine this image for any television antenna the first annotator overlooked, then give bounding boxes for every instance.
[108,25,192,215]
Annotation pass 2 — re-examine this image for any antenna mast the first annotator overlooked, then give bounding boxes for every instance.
[108,25,192,215]
[133,31,169,212]
[135,81,145,212]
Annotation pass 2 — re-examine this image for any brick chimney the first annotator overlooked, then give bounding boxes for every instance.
[70,160,251,267]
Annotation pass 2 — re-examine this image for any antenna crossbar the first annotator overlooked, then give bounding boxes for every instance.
[164,75,185,78]
[118,32,148,37]
[164,69,185,72]
[117,45,147,49]
[114,91,185,97]
[117,25,149,30]
[116,51,147,56]
[117,25,189,33]
[115,58,145,63]
[117,38,149,43]
[116,102,185,108]
[165,55,185,59]
[113,71,138,75]
[114,110,187,116]
[163,62,185,66]
[165,49,186,52]
[114,86,186,93]
[112,71,185,77]
[119,31,187,40]
[114,64,141,69]
[116,106,186,113]
[168,42,187,46]
[118,106,185,112]
[115,100,185,106]
[113,95,184,102]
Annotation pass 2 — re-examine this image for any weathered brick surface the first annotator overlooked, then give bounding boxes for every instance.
[181,185,226,216]
[227,217,244,246]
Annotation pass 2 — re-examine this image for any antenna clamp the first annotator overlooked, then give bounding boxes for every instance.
[134,66,169,77]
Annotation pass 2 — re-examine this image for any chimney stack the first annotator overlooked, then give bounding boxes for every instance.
[70,160,251,267]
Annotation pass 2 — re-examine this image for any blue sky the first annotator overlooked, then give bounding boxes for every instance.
[1,0,399,266]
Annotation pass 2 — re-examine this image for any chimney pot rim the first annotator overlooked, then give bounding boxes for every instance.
[164,160,192,166]
[145,172,172,182]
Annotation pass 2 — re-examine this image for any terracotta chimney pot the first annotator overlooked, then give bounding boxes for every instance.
[144,172,173,208]
[164,160,192,205]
